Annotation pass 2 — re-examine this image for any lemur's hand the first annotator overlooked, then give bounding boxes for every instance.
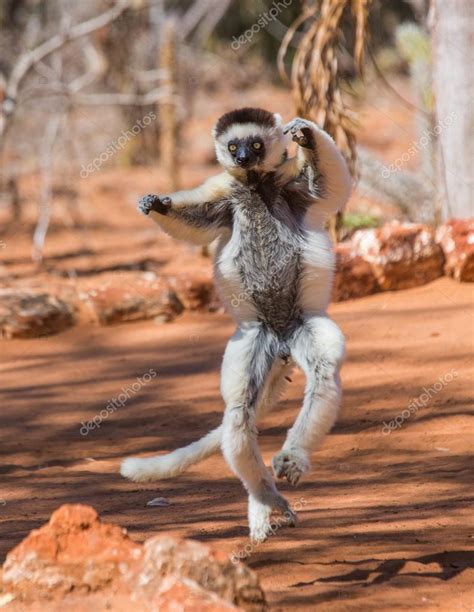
[138,194,172,216]
[283,118,314,149]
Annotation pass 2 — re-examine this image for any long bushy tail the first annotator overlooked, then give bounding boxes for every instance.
[120,425,222,482]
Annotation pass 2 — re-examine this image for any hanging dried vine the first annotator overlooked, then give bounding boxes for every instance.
[278,0,371,176]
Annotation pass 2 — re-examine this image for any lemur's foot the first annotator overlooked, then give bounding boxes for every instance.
[272,447,310,486]
[283,118,314,148]
[138,194,171,216]
[248,480,297,543]
[248,497,273,544]
[248,493,297,544]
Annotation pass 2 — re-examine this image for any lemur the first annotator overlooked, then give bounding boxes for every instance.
[121,107,351,542]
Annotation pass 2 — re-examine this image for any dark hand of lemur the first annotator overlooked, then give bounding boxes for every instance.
[284,118,315,149]
[138,194,172,216]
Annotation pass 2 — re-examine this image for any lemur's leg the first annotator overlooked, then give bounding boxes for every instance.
[138,172,234,245]
[120,357,292,483]
[221,324,296,541]
[256,356,293,419]
[281,118,352,216]
[272,316,345,486]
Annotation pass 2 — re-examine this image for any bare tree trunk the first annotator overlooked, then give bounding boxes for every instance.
[160,19,180,191]
[433,0,474,220]
[32,114,62,263]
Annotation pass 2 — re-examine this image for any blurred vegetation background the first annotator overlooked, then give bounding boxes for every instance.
[0,0,470,260]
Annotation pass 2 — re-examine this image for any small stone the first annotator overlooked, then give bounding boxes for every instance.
[146,497,170,507]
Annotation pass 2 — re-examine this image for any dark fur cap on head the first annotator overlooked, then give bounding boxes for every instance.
[214,107,276,138]
[213,107,287,172]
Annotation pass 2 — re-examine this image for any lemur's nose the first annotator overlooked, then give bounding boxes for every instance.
[236,150,250,165]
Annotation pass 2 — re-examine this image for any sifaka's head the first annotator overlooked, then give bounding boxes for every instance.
[212,107,289,174]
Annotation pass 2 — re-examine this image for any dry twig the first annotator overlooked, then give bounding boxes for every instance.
[0,0,130,143]
[32,113,64,263]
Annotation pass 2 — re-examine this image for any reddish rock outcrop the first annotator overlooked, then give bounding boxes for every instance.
[0,504,265,611]
[332,243,379,301]
[352,222,445,290]
[435,218,474,282]
[153,577,239,611]
[75,272,183,325]
[170,271,220,311]
[0,290,74,339]
[1,504,141,599]
[129,535,265,610]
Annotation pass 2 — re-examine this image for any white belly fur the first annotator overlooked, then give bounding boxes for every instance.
[213,225,334,324]
[299,228,334,315]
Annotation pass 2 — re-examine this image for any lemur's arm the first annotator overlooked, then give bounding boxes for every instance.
[279,118,352,217]
[139,173,234,245]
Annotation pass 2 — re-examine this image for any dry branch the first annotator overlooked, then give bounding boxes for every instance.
[72,88,169,106]
[32,113,64,263]
[0,0,130,142]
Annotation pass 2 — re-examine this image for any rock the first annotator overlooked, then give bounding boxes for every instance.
[148,576,240,611]
[0,290,74,339]
[129,535,265,611]
[332,243,379,301]
[1,504,264,611]
[352,222,445,290]
[1,504,142,599]
[435,218,474,282]
[75,272,184,325]
[170,271,220,311]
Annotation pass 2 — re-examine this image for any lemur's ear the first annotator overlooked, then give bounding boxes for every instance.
[273,113,291,145]
[273,113,283,126]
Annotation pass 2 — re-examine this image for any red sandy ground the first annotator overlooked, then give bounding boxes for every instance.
[0,80,473,610]
[0,278,473,610]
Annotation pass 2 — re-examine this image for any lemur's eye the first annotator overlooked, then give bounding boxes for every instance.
[252,142,262,150]
[228,143,237,152]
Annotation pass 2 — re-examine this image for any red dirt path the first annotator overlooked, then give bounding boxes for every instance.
[1,277,473,610]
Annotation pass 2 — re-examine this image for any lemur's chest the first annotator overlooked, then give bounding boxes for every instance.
[232,178,301,265]
[227,181,303,331]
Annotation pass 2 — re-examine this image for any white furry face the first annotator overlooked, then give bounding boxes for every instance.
[213,115,289,173]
